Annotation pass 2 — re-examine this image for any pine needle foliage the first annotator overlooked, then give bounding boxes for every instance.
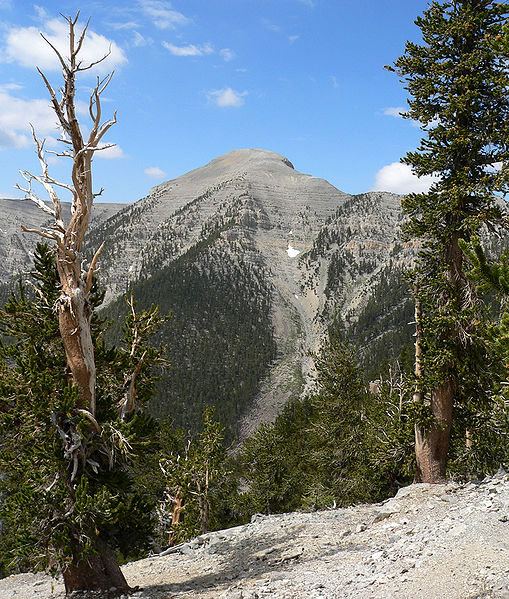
[0,244,168,577]
[387,0,509,480]
[237,335,415,514]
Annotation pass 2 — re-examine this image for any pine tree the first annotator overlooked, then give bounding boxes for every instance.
[388,0,509,481]
[0,245,168,592]
[157,407,230,545]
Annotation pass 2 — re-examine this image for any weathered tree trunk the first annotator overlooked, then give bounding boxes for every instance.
[56,250,96,412]
[414,379,455,482]
[63,537,131,594]
[18,13,124,593]
[413,238,463,483]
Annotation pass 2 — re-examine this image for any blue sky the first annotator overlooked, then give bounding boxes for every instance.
[0,0,436,204]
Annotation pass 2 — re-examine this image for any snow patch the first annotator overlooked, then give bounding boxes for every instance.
[287,244,300,258]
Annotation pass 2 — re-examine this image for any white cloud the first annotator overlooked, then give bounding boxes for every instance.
[144,166,167,178]
[139,0,190,29]
[96,145,126,160]
[371,162,440,194]
[0,0,12,9]
[1,18,127,74]
[132,31,151,47]
[109,21,140,30]
[383,106,422,127]
[0,82,22,91]
[0,89,59,149]
[219,48,235,62]
[162,41,213,56]
[383,106,406,119]
[331,75,339,89]
[207,87,247,108]
[288,35,299,43]
[263,20,281,33]
[298,0,315,6]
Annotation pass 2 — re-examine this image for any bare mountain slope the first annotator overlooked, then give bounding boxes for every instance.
[2,150,412,435]
[0,199,127,285]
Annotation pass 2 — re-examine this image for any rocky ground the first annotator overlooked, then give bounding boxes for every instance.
[1,471,508,599]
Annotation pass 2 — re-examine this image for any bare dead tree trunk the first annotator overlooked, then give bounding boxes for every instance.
[17,12,128,593]
[18,13,116,416]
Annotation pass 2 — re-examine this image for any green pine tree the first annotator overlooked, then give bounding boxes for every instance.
[388,0,509,481]
[0,244,168,589]
[157,407,230,545]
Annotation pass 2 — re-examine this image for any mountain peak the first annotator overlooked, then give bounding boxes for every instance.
[207,148,295,171]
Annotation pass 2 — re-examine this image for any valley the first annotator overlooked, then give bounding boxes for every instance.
[1,149,414,435]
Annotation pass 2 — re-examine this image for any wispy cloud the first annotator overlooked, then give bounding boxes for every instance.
[132,30,151,47]
[0,0,12,9]
[0,18,127,74]
[144,166,167,178]
[297,0,315,6]
[262,19,299,44]
[219,48,235,62]
[383,106,420,127]
[331,75,339,88]
[383,106,406,118]
[109,21,141,31]
[262,20,281,33]
[207,87,247,108]
[371,162,439,194]
[163,42,235,61]
[138,0,190,29]
[163,41,213,57]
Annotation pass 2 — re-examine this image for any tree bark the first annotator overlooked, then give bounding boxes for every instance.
[62,537,131,594]
[56,251,96,412]
[414,379,455,482]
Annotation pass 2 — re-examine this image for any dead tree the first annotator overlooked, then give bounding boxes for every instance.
[16,13,132,593]
[17,13,116,417]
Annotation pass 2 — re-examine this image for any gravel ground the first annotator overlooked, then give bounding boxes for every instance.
[1,471,508,599]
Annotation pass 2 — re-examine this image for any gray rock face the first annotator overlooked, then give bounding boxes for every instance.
[1,149,411,434]
[2,472,508,598]
[80,150,409,434]
[0,199,127,285]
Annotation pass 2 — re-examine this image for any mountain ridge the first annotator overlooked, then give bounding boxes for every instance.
[1,149,413,435]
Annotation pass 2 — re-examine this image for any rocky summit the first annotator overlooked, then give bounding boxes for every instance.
[2,471,508,598]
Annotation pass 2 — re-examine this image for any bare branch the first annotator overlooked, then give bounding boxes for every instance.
[20,225,58,242]
[88,73,114,143]
[74,15,90,57]
[84,242,105,294]
[118,351,147,420]
[40,33,69,74]
[28,125,64,225]
[94,112,118,146]
[76,47,112,73]
[91,143,116,153]
[46,149,74,158]
[37,68,70,134]
[15,179,55,218]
